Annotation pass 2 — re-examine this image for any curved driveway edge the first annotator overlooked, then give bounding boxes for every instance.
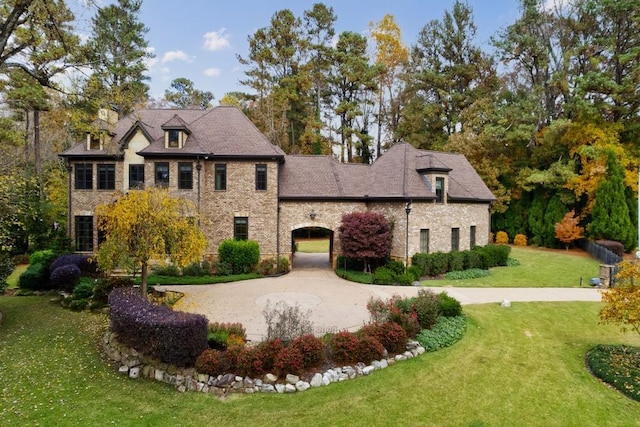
[165,262,603,342]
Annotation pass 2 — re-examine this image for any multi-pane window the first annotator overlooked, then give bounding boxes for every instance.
[75,216,93,252]
[98,164,115,190]
[255,164,267,190]
[420,229,430,254]
[451,227,460,252]
[215,164,227,190]
[178,162,193,189]
[75,163,93,190]
[470,225,476,248]
[155,162,169,187]
[234,217,248,240]
[167,130,180,147]
[435,177,445,203]
[129,164,145,189]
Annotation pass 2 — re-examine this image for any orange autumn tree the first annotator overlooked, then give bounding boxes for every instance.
[600,261,640,338]
[97,188,207,295]
[554,210,584,249]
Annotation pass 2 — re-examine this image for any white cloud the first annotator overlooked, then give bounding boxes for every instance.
[203,29,230,51]
[203,68,221,77]
[162,50,193,63]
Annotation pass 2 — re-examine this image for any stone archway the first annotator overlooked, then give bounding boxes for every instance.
[291,224,334,270]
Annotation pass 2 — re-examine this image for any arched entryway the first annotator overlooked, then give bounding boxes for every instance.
[291,226,334,269]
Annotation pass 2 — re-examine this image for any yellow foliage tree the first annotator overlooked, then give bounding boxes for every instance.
[96,188,207,295]
[554,210,584,249]
[600,261,640,338]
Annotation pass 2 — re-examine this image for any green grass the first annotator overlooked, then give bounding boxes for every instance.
[296,239,329,253]
[134,273,263,285]
[6,264,27,289]
[423,246,600,287]
[2,296,639,426]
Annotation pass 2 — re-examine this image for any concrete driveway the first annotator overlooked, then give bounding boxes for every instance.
[165,253,603,342]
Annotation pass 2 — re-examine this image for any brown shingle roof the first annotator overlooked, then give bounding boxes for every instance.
[279,143,495,203]
[60,106,285,159]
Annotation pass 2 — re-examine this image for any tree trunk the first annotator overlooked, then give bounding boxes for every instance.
[141,262,148,296]
[34,109,41,177]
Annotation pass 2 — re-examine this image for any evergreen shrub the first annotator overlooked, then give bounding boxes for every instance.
[218,239,260,274]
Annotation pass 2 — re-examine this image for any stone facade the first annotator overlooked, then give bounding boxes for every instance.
[62,107,495,266]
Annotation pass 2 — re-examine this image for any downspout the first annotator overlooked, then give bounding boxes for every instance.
[196,156,202,225]
[66,160,72,240]
[276,158,281,266]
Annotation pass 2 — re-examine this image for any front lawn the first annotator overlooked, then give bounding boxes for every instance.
[1,296,638,426]
[424,246,600,287]
[6,264,27,289]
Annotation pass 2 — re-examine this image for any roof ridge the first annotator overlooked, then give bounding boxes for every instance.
[330,158,345,197]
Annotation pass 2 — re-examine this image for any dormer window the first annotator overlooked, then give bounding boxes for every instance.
[167,129,181,148]
[161,114,191,149]
[87,134,102,150]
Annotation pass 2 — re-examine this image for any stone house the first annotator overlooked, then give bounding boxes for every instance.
[60,106,495,267]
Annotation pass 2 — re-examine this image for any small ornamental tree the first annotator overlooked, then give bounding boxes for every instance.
[600,261,640,338]
[554,210,584,249]
[338,211,392,272]
[97,188,207,295]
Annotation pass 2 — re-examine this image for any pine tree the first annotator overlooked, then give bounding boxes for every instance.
[588,151,634,251]
[542,193,566,247]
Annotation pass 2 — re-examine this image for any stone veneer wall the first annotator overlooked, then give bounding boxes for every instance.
[278,200,491,266]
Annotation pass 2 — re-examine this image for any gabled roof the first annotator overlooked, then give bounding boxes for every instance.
[60,106,285,159]
[279,143,495,203]
[161,114,192,134]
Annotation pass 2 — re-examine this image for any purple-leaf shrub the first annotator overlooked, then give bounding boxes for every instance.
[108,287,208,367]
[338,212,392,261]
[50,254,96,275]
[50,264,81,292]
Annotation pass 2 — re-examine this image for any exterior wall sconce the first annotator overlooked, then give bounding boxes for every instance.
[309,210,317,220]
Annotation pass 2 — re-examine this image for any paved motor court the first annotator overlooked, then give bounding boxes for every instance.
[165,253,603,342]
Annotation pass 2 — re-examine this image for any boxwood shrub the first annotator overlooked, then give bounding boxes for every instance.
[19,262,50,290]
[218,239,260,274]
[108,287,208,367]
[412,244,512,277]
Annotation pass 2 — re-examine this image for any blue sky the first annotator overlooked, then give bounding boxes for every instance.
[74,0,524,102]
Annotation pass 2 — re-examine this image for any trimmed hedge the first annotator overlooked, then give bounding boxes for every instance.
[108,287,208,367]
[218,239,260,274]
[18,262,50,290]
[412,244,511,277]
[50,264,81,292]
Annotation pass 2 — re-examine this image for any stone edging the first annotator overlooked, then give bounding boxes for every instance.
[103,331,426,397]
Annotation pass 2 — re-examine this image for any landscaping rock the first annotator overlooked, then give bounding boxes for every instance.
[501,299,511,308]
[286,374,299,384]
[154,369,165,382]
[362,366,375,375]
[129,367,140,379]
[118,365,129,375]
[310,373,323,387]
[275,384,286,393]
[284,384,297,393]
[295,381,310,392]
[264,373,278,384]
[261,384,276,393]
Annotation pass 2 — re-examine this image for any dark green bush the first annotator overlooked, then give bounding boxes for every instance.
[73,279,96,300]
[218,239,260,274]
[152,264,181,277]
[211,261,233,276]
[69,298,89,311]
[29,250,56,267]
[335,268,373,284]
[372,266,396,285]
[463,249,483,270]
[438,292,463,317]
[407,265,424,281]
[447,251,465,272]
[18,262,49,290]
[181,262,207,277]
[336,255,364,271]
[480,244,511,267]
[586,345,640,402]
[416,315,466,352]
[385,260,405,275]
[395,272,414,286]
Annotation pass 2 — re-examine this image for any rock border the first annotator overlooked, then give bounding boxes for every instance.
[103,331,426,397]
